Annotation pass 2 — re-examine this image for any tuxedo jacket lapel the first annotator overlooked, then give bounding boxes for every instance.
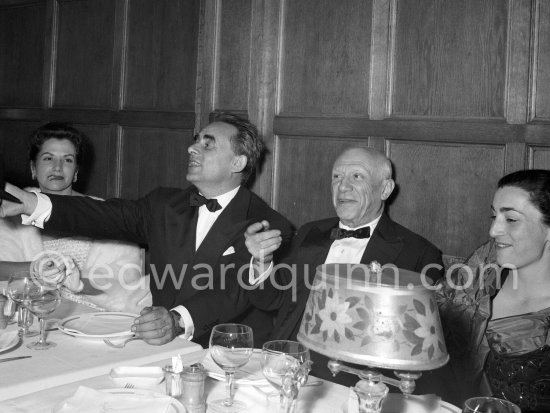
[361,213,404,265]
[193,186,251,265]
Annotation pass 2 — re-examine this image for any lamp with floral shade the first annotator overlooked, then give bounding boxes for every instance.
[297,262,449,413]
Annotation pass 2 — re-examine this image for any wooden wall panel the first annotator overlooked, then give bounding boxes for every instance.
[54,0,116,108]
[532,1,550,121]
[124,0,199,111]
[274,136,372,227]
[214,0,251,111]
[279,0,372,115]
[119,127,194,199]
[392,0,507,118]
[0,120,42,188]
[388,141,506,257]
[0,3,45,107]
[529,145,550,169]
[71,124,118,197]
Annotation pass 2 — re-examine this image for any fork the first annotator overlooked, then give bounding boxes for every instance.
[103,337,139,348]
[124,383,135,389]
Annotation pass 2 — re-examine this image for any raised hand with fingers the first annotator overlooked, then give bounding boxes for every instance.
[244,220,283,265]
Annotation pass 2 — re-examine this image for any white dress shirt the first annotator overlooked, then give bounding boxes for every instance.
[325,215,382,264]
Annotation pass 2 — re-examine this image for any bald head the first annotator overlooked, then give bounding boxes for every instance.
[331,147,395,228]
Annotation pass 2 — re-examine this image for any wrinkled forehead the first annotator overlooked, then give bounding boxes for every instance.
[199,121,237,140]
[332,149,381,173]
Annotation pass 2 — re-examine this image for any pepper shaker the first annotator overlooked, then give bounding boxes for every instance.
[180,363,207,413]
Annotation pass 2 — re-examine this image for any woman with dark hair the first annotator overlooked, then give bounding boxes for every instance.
[0,123,151,313]
[437,169,550,412]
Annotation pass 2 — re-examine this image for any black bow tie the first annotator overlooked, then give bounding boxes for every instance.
[190,192,222,212]
[330,227,371,240]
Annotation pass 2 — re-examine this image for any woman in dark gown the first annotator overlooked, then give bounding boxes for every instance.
[437,170,550,412]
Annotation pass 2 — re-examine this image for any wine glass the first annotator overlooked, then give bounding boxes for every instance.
[209,324,254,412]
[462,397,521,413]
[6,271,39,337]
[261,340,311,413]
[24,286,61,350]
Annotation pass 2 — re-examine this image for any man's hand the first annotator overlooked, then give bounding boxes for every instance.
[0,183,38,218]
[131,306,180,345]
[244,220,282,264]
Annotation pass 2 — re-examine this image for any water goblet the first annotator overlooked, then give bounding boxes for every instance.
[261,340,311,413]
[6,271,39,337]
[24,286,61,350]
[209,323,254,412]
[462,397,521,413]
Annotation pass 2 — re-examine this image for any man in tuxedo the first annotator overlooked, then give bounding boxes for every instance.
[247,146,443,384]
[0,113,292,346]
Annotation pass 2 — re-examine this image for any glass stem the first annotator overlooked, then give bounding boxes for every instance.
[38,317,46,346]
[282,395,298,413]
[223,371,235,406]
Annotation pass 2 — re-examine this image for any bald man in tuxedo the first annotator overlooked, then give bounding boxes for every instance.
[247,146,443,384]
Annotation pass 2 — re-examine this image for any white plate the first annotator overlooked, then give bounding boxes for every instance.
[0,330,20,354]
[57,312,137,339]
[110,366,164,387]
[202,349,269,386]
[52,388,185,413]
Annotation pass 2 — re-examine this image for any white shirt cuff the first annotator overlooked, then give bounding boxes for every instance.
[248,257,273,285]
[21,191,51,229]
[171,305,194,340]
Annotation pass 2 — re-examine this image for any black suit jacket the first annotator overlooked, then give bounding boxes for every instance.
[44,186,293,346]
[270,213,443,384]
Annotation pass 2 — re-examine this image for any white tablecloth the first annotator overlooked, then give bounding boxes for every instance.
[0,300,204,402]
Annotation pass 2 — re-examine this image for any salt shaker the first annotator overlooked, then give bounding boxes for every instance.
[180,363,207,413]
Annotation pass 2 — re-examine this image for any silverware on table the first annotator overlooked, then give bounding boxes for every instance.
[103,337,140,348]
[0,355,32,363]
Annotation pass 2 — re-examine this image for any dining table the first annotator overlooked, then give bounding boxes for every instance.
[0,298,459,413]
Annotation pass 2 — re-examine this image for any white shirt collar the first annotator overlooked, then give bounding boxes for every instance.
[201,185,240,211]
[339,214,382,232]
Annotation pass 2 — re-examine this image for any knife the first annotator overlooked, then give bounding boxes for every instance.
[0,355,32,363]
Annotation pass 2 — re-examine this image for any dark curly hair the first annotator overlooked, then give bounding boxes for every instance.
[212,113,265,183]
[28,122,85,166]
[498,169,550,226]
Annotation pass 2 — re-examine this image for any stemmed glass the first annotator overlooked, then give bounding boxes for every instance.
[261,340,311,413]
[6,271,39,337]
[24,286,61,350]
[7,271,61,349]
[209,324,254,412]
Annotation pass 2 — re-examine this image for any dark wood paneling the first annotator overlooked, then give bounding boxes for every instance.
[0,3,45,107]
[279,0,372,115]
[70,124,117,198]
[0,120,43,188]
[529,145,550,169]
[392,0,507,118]
[533,1,550,121]
[214,0,251,111]
[120,127,194,199]
[274,116,525,143]
[274,136,371,227]
[124,0,199,111]
[54,0,116,108]
[388,141,506,257]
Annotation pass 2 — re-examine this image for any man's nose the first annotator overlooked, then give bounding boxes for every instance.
[338,177,352,191]
[188,143,199,154]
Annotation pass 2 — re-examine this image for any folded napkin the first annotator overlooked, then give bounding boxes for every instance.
[0,330,19,351]
[53,386,175,413]
[347,388,442,413]
[202,349,269,386]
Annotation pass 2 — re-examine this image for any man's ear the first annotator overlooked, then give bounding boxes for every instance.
[231,155,247,173]
[381,179,395,201]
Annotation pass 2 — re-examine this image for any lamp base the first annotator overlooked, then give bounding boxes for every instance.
[353,374,389,413]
